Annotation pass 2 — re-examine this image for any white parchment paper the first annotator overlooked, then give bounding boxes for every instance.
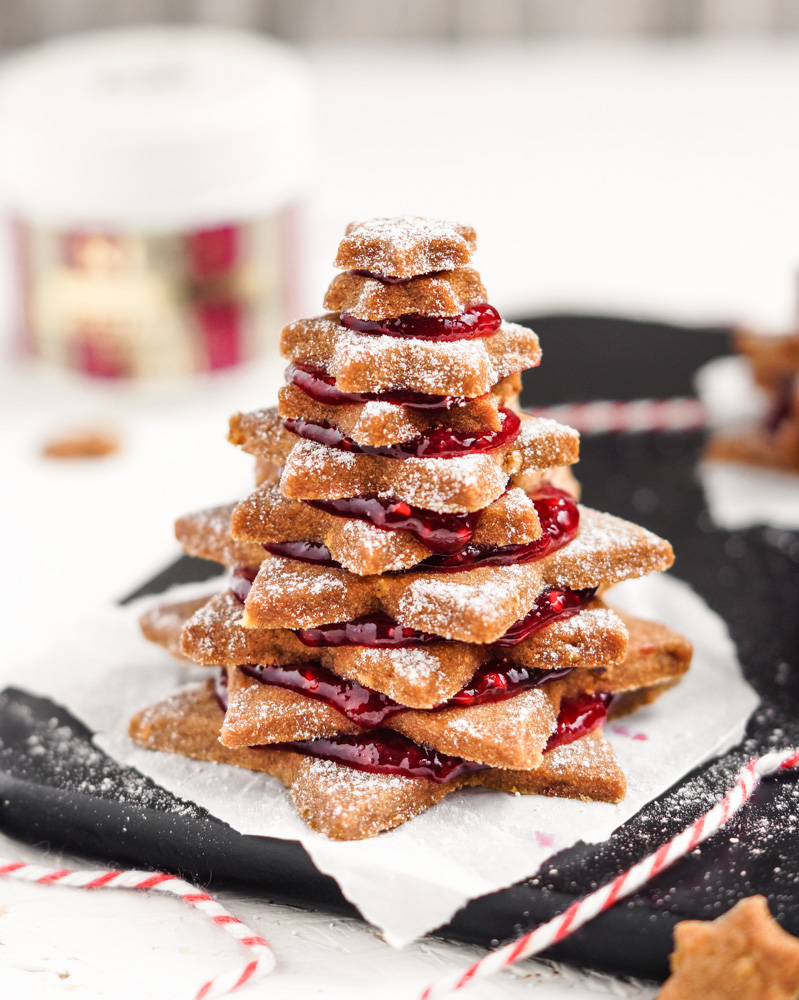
[19,574,757,948]
[695,355,799,529]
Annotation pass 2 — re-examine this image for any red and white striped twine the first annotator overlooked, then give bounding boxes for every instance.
[0,863,275,999]
[527,397,707,435]
[420,746,799,999]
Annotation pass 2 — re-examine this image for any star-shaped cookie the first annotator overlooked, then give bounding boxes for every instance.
[658,895,799,1000]
[333,216,477,279]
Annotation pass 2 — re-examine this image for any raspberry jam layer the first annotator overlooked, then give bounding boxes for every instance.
[341,303,501,342]
[283,406,520,460]
[545,692,614,751]
[288,363,470,411]
[272,486,578,567]
[240,661,404,728]
[493,587,597,647]
[294,611,444,649]
[262,540,341,566]
[292,587,596,650]
[444,662,570,709]
[419,485,579,571]
[239,659,571,729]
[273,730,490,784]
[271,691,612,783]
[230,565,258,603]
[308,496,482,555]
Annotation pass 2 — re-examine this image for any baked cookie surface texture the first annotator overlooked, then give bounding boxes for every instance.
[131,215,692,840]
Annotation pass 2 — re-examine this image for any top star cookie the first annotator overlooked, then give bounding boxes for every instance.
[334,216,477,279]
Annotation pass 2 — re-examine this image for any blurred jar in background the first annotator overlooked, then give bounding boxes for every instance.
[0,26,313,378]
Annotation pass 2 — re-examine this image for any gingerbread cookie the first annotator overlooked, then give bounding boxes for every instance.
[333,216,477,279]
[323,267,486,320]
[658,896,799,1000]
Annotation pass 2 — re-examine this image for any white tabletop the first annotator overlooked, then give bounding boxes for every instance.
[3,36,797,998]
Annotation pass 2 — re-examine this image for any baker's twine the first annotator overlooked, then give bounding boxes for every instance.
[0,863,275,999]
[420,747,799,999]
[527,397,707,434]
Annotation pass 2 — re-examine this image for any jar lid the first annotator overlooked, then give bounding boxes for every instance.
[0,26,314,230]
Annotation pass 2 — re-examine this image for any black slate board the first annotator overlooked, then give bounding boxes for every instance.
[2,315,799,982]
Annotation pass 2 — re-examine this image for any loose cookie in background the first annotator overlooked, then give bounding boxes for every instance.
[658,896,799,1000]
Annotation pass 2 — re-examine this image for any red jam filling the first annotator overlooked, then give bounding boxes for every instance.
[294,610,444,649]
[262,540,341,566]
[341,303,501,342]
[238,659,571,730]
[292,587,596,650]
[230,565,258,603]
[271,730,490,784]
[273,485,578,567]
[493,587,597,647]
[287,363,471,411]
[269,691,612,783]
[544,692,614,751]
[308,496,481,555]
[418,485,579,571]
[443,662,571,709]
[283,406,520,460]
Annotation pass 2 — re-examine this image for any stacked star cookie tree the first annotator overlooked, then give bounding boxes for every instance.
[131,217,692,840]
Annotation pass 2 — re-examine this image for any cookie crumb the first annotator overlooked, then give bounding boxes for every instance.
[42,429,120,460]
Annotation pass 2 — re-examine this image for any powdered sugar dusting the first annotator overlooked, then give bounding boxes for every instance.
[334,216,476,278]
[548,507,674,587]
[347,644,445,686]
[397,562,545,640]
[540,732,616,779]
[335,327,497,392]
[438,688,552,742]
[225,674,345,742]
[282,433,511,513]
[335,518,422,573]
[306,756,412,793]
[255,557,348,599]
[280,315,540,397]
